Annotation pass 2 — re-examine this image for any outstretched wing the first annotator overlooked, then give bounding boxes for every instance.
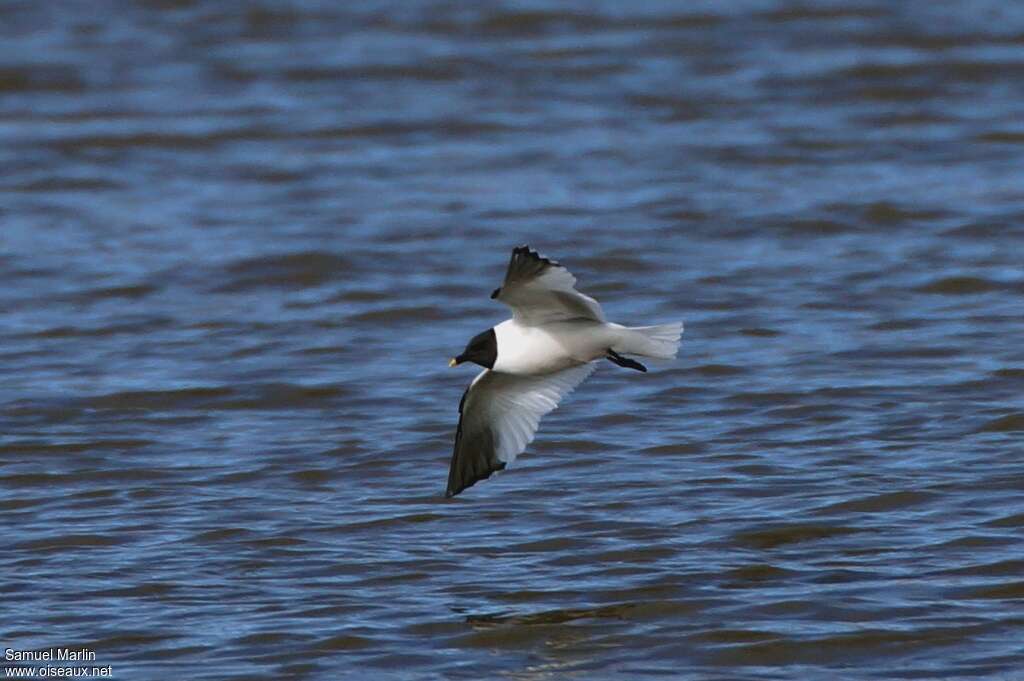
[491,245,605,326]
[445,363,598,497]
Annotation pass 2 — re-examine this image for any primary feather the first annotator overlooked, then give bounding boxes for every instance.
[492,246,605,325]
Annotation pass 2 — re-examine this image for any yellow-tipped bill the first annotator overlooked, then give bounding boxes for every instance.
[448,357,458,367]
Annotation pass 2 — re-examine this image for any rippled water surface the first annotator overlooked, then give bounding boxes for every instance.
[3,1,1024,679]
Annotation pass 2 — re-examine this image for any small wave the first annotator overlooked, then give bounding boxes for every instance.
[79,383,349,412]
[15,177,121,192]
[976,131,1024,144]
[213,251,357,292]
[813,490,937,515]
[862,201,946,226]
[733,523,859,549]
[289,468,335,485]
[233,631,311,646]
[868,318,929,331]
[706,625,985,666]
[916,276,1007,295]
[783,218,854,235]
[51,128,276,152]
[347,306,448,324]
[0,64,83,93]
[0,439,152,455]
[469,10,608,37]
[958,581,1024,600]
[575,255,652,272]
[64,284,157,302]
[727,390,804,405]
[15,533,119,551]
[985,512,1024,528]
[722,564,796,585]
[935,558,1024,578]
[192,528,255,543]
[640,443,705,455]
[758,6,885,21]
[310,633,375,651]
[80,633,177,652]
[978,413,1024,433]
[689,363,746,376]
[87,583,178,599]
[689,628,779,644]
[25,317,174,338]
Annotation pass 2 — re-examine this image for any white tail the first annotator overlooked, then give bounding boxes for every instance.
[614,321,684,359]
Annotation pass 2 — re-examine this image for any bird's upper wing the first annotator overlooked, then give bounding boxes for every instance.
[445,362,598,497]
[491,245,605,326]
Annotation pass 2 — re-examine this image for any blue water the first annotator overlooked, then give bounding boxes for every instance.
[2,1,1024,679]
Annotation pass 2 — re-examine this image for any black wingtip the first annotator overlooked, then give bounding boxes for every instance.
[445,461,505,498]
[445,384,507,498]
[512,244,536,261]
[510,245,559,267]
[490,287,501,299]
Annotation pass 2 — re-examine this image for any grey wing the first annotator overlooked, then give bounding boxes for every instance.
[491,245,605,326]
[445,363,598,497]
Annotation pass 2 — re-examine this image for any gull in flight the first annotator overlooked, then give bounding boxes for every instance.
[445,245,683,497]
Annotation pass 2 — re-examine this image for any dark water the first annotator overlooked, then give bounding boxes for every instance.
[3,1,1024,678]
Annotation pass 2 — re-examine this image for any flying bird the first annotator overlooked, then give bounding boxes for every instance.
[445,245,683,497]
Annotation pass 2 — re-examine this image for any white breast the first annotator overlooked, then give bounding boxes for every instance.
[491,319,614,375]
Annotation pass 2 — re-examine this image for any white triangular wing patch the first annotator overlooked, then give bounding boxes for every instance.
[483,363,598,465]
